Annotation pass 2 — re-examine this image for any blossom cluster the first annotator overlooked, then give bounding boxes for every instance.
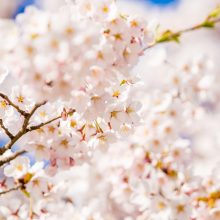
[0,0,220,220]
[1,0,150,171]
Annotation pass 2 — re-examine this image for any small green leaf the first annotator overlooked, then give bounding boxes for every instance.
[119,14,128,20]
[171,33,181,43]
[21,188,30,198]
[156,30,180,44]
[207,6,220,20]
[120,79,127,86]
[202,20,215,28]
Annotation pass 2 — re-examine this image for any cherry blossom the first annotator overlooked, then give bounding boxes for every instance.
[0,0,220,219]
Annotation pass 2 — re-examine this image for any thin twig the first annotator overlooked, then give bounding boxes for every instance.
[143,17,220,51]
[0,92,75,156]
[0,108,75,155]
[0,93,28,117]
[26,109,75,132]
[22,101,47,131]
[0,184,22,196]
[0,100,48,155]
[0,130,26,155]
[0,116,59,155]
[0,119,14,139]
[0,150,26,167]
[26,115,62,132]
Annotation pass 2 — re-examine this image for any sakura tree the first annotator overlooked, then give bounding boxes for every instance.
[0,0,220,219]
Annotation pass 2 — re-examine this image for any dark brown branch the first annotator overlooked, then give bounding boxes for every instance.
[26,109,75,132]
[26,115,62,132]
[0,108,75,155]
[0,117,57,155]
[29,101,47,116]
[0,184,22,196]
[0,101,48,155]
[0,93,28,117]
[22,101,47,131]
[0,150,26,167]
[0,130,26,155]
[0,119,14,139]
[0,91,75,156]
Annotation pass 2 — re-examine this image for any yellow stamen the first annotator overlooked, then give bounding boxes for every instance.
[65,27,74,35]
[102,6,109,13]
[16,164,23,171]
[60,139,69,148]
[0,100,7,108]
[36,144,45,151]
[48,126,55,133]
[176,204,185,213]
[70,120,77,128]
[114,33,122,41]
[39,111,46,117]
[112,90,120,98]
[97,51,104,60]
[17,95,24,103]
[125,106,134,114]
[30,33,39,40]
[158,201,166,210]
[131,20,138,27]
[26,46,34,55]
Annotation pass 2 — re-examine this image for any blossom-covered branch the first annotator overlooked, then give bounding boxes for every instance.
[144,7,220,50]
[0,0,220,219]
[0,92,28,117]
[0,118,14,139]
[0,150,26,167]
[0,93,74,155]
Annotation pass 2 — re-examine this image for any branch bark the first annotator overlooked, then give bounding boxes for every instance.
[0,150,26,167]
[0,93,28,117]
[0,116,61,155]
[0,97,75,156]
[0,119,14,139]
[22,101,47,131]
[0,184,22,196]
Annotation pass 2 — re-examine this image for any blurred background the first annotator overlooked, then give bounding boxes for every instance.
[0,0,179,19]
[0,0,179,160]
[0,0,220,176]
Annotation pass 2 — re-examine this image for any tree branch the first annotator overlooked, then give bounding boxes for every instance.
[0,100,48,155]
[26,115,62,132]
[0,130,26,155]
[0,150,26,167]
[0,119,14,139]
[26,109,75,132]
[0,93,29,117]
[22,101,47,131]
[143,17,220,51]
[0,105,75,155]
[0,118,57,155]
[0,184,22,196]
